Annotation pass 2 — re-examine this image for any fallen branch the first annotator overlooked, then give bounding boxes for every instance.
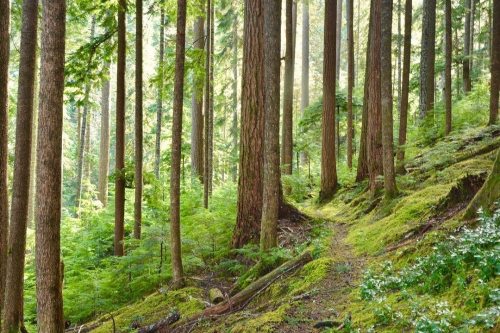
[138,311,180,333]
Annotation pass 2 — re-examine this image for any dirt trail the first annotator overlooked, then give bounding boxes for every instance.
[276,222,365,332]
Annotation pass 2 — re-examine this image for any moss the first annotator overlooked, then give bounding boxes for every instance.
[288,257,334,295]
[230,304,291,333]
[92,287,205,333]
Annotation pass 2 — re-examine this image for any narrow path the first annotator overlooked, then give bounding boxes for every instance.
[277,221,365,332]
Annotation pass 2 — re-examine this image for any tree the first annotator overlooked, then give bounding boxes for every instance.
[134,0,143,240]
[396,0,412,173]
[154,6,165,179]
[300,0,309,166]
[320,0,338,202]
[170,0,187,287]
[463,0,472,93]
[260,0,281,252]
[282,0,295,175]
[98,66,110,206]
[114,0,126,256]
[444,0,452,135]
[336,0,343,82]
[0,0,9,324]
[231,16,238,183]
[347,0,354,169]
[2,0,38,330]
[356,0,374,182]
[203,0,213,208]
[489,0,499,125]
[191,13,205,182]
[35,0,66,329]
[381,0,397,199]
[232,0,264,248]
[419,0,436,119]
[367,0,383,195]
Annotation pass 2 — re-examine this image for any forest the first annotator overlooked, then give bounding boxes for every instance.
[0,0,499,332]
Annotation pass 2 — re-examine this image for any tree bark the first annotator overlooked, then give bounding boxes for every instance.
[170,0,187,287]
[114,0,126,256]
[396,0,412,173]
[191,14,205,183]
[232,0,264,248]
[0,0,9,324]
[134,0,143,240]
[300,0,309,166]
[367,0,383,195]
[320,0,338,202]
[35,0,66,330]
[489,0,499,125]
[336,0,343,82]
[444,0,452,135]
[231,16,238,183]
[347,0,354,169]
[381,0,397,199]
[203,0,212,208]
[260,0,281,252]
[419,0,436,119]
[2,0,38,330]
[209,1,214,194]
[282,0,295,176]
[397,0,402,117]
[356,0,374,182]
[463,0,472,93]
[98,66,110,206]
[154,8,165,179]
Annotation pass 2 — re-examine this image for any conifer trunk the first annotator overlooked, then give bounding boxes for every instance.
[300,0,309,166]
[489,0,499,125]
[154,8,165,179]
[444,0,452,135]
[98,66,110,206]
[231,16,238,183]
[134,0,143,240]
[463,0,472,93]
[419,0,436,119]
[282,0,295,175]
[347,0,354,169]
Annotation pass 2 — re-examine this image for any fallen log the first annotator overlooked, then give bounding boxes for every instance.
[137,311,180,333]
[208,288,224,304]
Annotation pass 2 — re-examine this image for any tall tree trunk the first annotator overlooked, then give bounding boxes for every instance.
[231,16,238,183]
[260,0,281,252]
[367,0,383,195]
[154,8,165,179]
[396,0,411,174]
[232,0,264,248]
[419,0,436,119]
[489,0,499,125]
[444,0,452,135]
[28,66,39,228]
[114,0,126,256]
[381,0,397,199]
[35,0,66,329]
[0,0,9,324]
[83,109,91,181]
[336,0,343,82]
[191,14,205,182]
[170,0,187,287]
[98,66,110,206]
[470,0,476,74]
[320,0,338,202]
[397,0,402,116]
[134,0,143,240]
[347,0,354,169]
[300,0,309,166]
[356,0,374,182]
[209,1,214,194]
[2,0,38,330]
[203,0,212,208]
[463,0,472,93]
[282,0,295,175]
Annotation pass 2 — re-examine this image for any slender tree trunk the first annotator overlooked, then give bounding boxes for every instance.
[419,0,436,119]
[445,0,452,135]
[320,0,338,202]
[114,0,126,256]
[231,16,238,183]
[83,109,91,181]
[381,0,397,199]
[336,0,343,82]
[489,0,499,125]
[154,8,165,179]
[463,0,472,93]
[355,0,360,86]
[260,0,281,252]
[282,0,295,175]
[2,0,38,330]
[397,0,402,116]
[367,0,383,195]
[470,0,476,74]
[209,1,214,194]
[35,0,66,329]
[170,0,187,287]
[347,0,354,169]
[191,14,205,182]
[300,0,309,166]
[0,0,9,324]
[356,0,374,182]
[134,0,143,240]
[98,66,110,206]
[28,68,39,227]
[204,0,212,208]
[232,0,264,248]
